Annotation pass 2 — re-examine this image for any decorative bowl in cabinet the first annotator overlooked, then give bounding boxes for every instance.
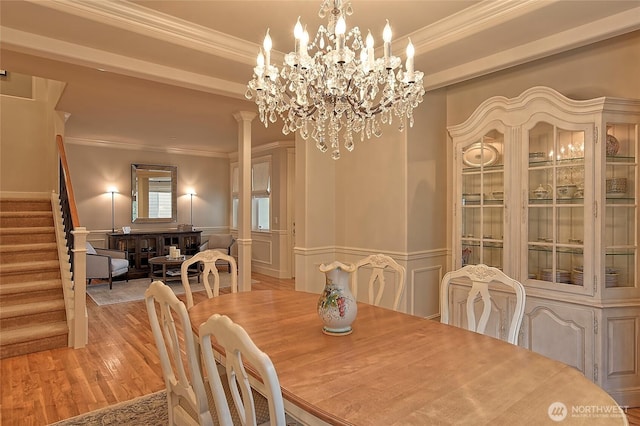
[606,178,627,194]
[606,134,620,156]
[556,184,577,199]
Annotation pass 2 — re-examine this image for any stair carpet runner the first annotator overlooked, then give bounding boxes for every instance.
[0,198,68,359]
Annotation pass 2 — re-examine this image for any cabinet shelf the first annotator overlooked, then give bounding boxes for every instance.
[462,164,504,173]
[528,198,584,205]
[606,155,636,164]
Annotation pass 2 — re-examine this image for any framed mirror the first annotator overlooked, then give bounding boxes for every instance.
[131,164,177,223]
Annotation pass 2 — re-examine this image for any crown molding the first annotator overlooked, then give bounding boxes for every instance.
[423,7,640,90]
[1,27,247,99]
[405,0,553,54]
[227,140,296,161]
[64,136,229,158]
[24,0,259,66]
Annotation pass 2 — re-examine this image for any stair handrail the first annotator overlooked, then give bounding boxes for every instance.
[55,134,88,348]
[56,135,80,257]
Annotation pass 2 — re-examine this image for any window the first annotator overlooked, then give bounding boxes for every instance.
[231,158,271,231]
[148,178,172,218]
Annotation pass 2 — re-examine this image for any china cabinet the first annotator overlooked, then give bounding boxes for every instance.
[448,87,640,406]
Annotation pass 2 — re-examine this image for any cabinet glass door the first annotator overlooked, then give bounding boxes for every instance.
[527,122,587,289]
[460,131,504,269]
[604,123,637,288]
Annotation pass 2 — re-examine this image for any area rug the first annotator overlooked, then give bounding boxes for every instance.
[49,390,167,425]
[86,275,256,306]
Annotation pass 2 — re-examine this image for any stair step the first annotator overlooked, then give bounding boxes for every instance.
[0,242,57,253]
[0,242,59,264]
[0,227,56,245]
[0,226,55,235]
[0,321,68,345]
[0,198,51,212]
[0,299,66,320]
[0,211,54,227]
[0,279,62,296]
[0,260,60,276]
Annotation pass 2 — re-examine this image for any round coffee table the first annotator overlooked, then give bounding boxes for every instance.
[149,255,200,283]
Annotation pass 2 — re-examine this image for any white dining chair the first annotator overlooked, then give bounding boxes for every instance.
[180,249,238,308]
[440,264,526,345]
[144,280,215,426]
[199,314,285,426]
[352,254,405,311]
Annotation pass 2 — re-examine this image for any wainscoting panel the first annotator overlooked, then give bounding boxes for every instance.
[411,265,443,318]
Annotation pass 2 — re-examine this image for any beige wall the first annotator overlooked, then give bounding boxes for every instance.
[65,142,229,239]
[446,31,640,127]
[336,125,408,253]
[0,76,62,193]
[407,88,448,253]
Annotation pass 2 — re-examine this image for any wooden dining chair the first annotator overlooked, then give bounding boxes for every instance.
[180,249,238,308]
[352,254,406,311]
[144,280,215,426]
[199,314,285,426]
[440,264,526,345]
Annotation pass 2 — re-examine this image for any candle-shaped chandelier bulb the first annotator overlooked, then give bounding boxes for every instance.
[257,51,264,69]
[335,16,346,56]
[263,29,272,68]
[405,39,415,82]
[383,20,392,61]
[366,31,375,70]
[294,17,303,53]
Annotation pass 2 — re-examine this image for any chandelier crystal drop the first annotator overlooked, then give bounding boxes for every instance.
[245,0,425,160]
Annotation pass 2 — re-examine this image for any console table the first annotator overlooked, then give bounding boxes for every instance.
[108,230,202,279]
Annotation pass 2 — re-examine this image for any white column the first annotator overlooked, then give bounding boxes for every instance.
[233,111,256,291]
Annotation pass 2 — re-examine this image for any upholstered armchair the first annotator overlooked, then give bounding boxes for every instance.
[86,242,129,289]
[199,234,236,272]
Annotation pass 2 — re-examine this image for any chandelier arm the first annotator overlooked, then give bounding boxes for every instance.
[282,91,318,119]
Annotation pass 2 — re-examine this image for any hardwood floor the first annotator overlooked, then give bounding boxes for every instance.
[1,272,638,425]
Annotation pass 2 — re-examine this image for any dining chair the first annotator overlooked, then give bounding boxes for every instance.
[199,314,285,426]
[440,264,526,345]
[351,254,406,311]
[180,249,238,308]
[144,280,214,426]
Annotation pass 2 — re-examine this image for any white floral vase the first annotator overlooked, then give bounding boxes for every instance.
[318,261,357,336]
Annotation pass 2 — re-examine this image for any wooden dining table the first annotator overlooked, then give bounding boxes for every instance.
[188,290,627,425]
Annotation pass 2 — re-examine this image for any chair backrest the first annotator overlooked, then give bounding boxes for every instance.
[144,280,212,426]
[181,250,238,308]
[352,254,405,311]
[199,314,286,426]
[440,264,526,345]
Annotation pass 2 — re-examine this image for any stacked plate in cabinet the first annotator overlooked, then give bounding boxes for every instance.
[572,266,619,287]
[541,268,571,283]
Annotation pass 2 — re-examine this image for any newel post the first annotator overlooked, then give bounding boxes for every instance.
[70,228,89,348]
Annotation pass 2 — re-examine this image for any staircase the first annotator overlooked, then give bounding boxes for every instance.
[0,198,68,359]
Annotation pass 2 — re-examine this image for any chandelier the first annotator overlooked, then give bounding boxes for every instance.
[245,0,425,160]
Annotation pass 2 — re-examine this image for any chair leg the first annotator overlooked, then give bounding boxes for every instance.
[109,276,113,290]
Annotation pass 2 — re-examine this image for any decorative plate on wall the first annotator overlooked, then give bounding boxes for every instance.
[462,143,499,167]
